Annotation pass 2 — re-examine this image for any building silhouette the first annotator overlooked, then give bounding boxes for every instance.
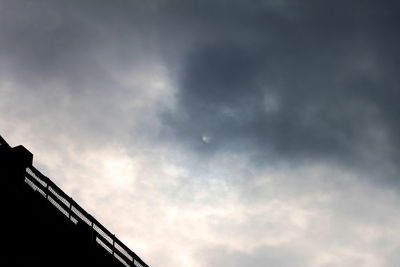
[0,135,149,267]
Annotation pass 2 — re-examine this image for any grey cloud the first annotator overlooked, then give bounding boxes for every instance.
[162,0,400,178]
[2,0,400,159]
[0,0,153,85]
[2,1,400,267]
[2,0,398,178]
[197,244,308,267]
[0,0,169,150]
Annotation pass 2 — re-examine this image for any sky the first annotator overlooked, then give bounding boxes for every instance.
[1,0,400,266]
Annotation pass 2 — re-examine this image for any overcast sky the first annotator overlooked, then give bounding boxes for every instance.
[1,1,400,266]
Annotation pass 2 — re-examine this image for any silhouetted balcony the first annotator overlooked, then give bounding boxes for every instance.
[0,135,149,267]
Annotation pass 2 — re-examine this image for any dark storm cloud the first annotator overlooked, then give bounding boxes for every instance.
[163,0,400,171]
[2,0,399,171]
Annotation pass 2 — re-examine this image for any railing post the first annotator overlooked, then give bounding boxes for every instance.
[89,220,94,262]
[112,234,116,256]
[69,196,73,219]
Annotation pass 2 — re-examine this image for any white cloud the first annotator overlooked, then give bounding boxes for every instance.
[3,83,400,266]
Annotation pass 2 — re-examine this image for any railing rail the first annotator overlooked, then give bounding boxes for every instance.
[24,165,149,267]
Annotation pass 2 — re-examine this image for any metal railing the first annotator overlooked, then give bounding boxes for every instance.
[0,132,149,267]
[24,165,149,267]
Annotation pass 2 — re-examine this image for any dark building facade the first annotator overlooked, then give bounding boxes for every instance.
[0,135,149,267]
